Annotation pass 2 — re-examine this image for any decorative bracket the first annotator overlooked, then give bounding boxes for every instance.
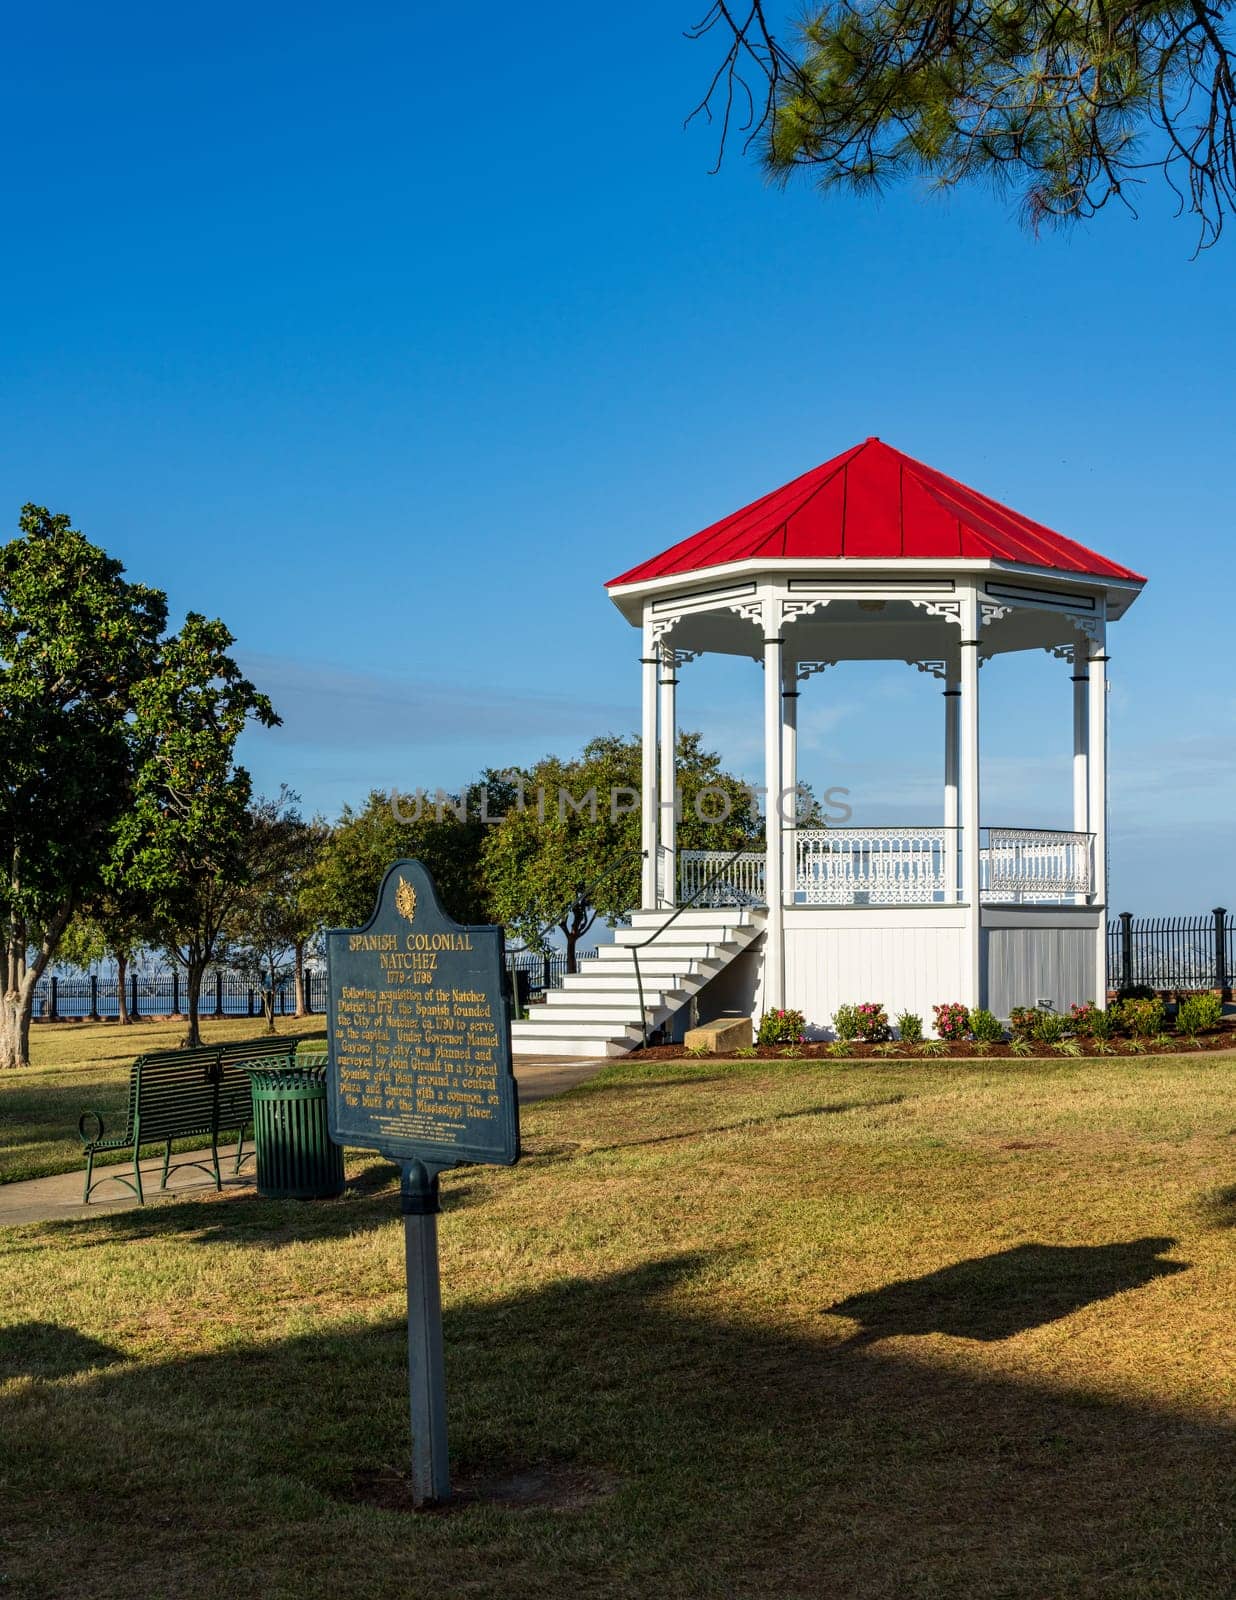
[781,597,830,628]
[909,599,963,626]
[726,598,765,627]
[907,658,948,680]
[795,659,837,683]
[980,600,1014,626]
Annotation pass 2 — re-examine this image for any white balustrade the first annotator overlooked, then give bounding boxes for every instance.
[796,828,953,905]
[678,850,766,907]
[980,828,1092,901]
[681,827,1092,907]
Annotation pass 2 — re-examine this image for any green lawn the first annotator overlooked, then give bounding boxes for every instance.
[2,1051,1235,1598]
[0,1016,326,1184]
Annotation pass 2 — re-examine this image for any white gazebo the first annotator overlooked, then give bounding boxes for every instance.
[511,437,1145,1055]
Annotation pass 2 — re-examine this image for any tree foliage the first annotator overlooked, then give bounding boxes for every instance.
[228,790,327,1029]
[0,506,166,1065]
[482,733,766,971]
[690,1,1236,245]
[108,614,279,1046]
[301,780,505,936]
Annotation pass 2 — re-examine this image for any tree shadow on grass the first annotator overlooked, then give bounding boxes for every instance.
[825,1238,1188,1343]
[1195,1183,1236,1228]
[0,1321,128,1381]
[1,1246,1229,1599]
[24,1169,483,1253]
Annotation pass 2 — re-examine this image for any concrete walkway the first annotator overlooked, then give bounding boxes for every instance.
[0,1055,610,1230]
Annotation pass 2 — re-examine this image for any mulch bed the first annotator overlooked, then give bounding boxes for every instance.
[638,1023,1236,1062]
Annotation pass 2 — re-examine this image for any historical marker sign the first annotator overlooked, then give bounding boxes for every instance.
[324,858,519,1174]
[323,859,520,1507]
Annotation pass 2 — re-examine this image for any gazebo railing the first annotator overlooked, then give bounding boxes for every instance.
[980,827,1093,901]
[795,827,955,905]
[678,849,765,906]
[680,826,1093,907]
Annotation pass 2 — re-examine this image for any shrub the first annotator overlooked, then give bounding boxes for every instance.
[896,1011,924,1045]
[918,1038,948,1058]
[933,1002,970,1040]
[832,1004,861,1041]
[757,1009,807,1046]
[1008,1006,1041,1041]
[826,1040,852,1058]
[873,1040,901,1058]
[1119,996,1166,1038]
[1010,1037,1035,1057]
[853,1002,892,1042]
[1033,1010,1069,1044]
[1177,992,1223,1037]
[1116,983,1157,1002]
[1070,1002,1101,1033]
[1086,1006,1119,1041]
[1054,1039,1083,1057]
[970,1008,1005,1045]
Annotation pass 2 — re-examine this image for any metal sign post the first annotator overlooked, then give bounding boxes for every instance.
[324,860,521,1511]
[402,1160,449,1506]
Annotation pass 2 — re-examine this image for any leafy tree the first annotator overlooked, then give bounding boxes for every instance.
[58,886,155,1026]
[690,1,1236,245]
[227,790,327,1030]
[108,615,278,1047]
[481,732,768,972]
[0,506,165,1067]
[300,779,507,935]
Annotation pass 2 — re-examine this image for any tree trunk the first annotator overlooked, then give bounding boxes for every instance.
[263,962,277,1033]
[293,939,307,1016]
[185,959,207,1047]
[115,950,131,1026]
[0,989,33,1070]
[1,905,67,1067]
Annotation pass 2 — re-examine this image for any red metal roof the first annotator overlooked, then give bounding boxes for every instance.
[608,438,1146,587]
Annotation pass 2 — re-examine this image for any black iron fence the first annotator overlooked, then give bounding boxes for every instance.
[32,948,592,1021]
[1106,908,1233,993]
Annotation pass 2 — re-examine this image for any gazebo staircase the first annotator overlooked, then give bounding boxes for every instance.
[509,905,766,1057]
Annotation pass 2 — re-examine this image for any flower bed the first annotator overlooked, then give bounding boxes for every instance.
[638,1020,1236,1062]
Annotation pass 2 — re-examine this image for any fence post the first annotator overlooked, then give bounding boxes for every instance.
[130,972,140,1020]
[542,954,551,992]
[215,971,224,1015]
[171,969,180,1015]
[305,970,313,1014]
[1214,907,1229,997]
[90,974,99,1021]
[48,976,59,1021]
[1119,911,1133,992]
[247,988,255,1017]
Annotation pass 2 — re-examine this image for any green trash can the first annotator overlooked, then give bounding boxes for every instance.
[247,1063,344,1200]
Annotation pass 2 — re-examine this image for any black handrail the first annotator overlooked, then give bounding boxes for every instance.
[630,843,758,1049]
[504,844,646,1017]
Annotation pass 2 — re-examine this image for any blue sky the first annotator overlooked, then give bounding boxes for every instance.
[2,3,1232,912]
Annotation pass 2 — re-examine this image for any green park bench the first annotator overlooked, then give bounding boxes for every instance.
[78,1032,327,1204]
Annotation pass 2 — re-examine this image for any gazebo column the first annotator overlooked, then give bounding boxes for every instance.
[943,670,960,903]
[1072,640,1089,906]
[782,662,799,904]
[1087,623,1109,1001]
[959,586,982,1008]
[639,611,659,909]
[658,644,678,907]
[762,603,785,1008]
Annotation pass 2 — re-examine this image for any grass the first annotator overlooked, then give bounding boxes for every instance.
[0,1017,327,1184]
[2,1051,1236,1598]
